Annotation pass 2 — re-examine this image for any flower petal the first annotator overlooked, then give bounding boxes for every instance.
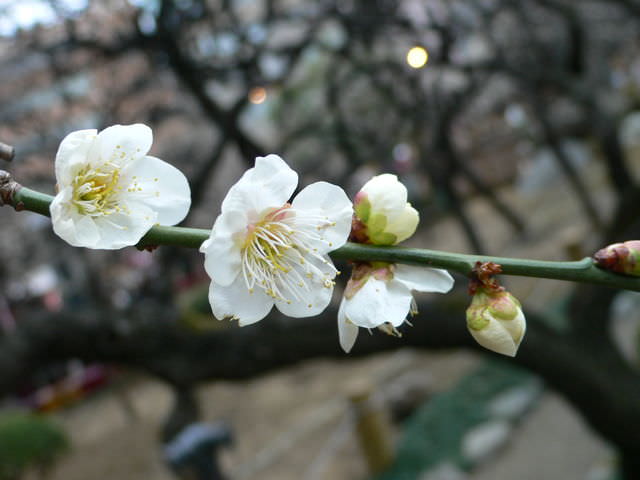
[120,155,191,226]
[209,276,274,326]
[385,204,419,244]
[91,124,152,168]
[344,277,413,328]
[90,202,157,249]
[338,298,359,353]
[274,254,336,317]
[361,174,408,216]
[200,209,247,286]
[221,154,298,216]
[468,315,519,357]
[51,189,101,247]
[501,308,526,349]
[55,129,97,186]
[393,265,454,293]
[291,181,353,254]
[51,195,153,250]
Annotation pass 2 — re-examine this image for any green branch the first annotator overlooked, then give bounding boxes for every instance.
[6,184,640,292]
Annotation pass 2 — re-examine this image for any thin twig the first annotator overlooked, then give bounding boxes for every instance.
[5,184,640,292]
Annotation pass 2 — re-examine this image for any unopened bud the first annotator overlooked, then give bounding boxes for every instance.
[593,241,640,276]
[353,174,419,245]
[466,290,526,357]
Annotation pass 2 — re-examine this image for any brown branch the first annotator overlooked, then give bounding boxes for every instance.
[0,143,15,163]
[0,169,22,207]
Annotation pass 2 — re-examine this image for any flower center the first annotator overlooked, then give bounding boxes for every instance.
[241,205,337,304]
[72,164,127,216]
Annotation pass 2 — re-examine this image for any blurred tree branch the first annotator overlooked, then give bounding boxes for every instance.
[2,291,640,475]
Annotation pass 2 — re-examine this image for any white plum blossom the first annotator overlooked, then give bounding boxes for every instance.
[338,263,454,353]
[352,173,419,245]
[200,154,353,326]
[466,289,526,357]
[50,124,191,249]
[340,173,454,353]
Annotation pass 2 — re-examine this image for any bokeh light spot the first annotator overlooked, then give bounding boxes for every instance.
[406,46,428,69]
[248,87,267,104]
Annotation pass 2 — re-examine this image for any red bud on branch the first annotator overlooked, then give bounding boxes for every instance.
[593,241,640,276]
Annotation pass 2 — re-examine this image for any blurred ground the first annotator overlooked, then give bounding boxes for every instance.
[41,351,612,480]
[472,393,613,480]
[45,351,474,480]
[37,147,620,480]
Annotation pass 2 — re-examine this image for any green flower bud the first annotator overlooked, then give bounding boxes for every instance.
[353,174,419,245]
[466,290,526,357]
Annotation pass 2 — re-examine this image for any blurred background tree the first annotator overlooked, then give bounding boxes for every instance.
[2,0,640,478]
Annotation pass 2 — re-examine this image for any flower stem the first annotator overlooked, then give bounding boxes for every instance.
[7,183,640,292]
[12,187,53,216]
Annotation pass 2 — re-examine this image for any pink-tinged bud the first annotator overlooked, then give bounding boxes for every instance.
[466,289,525,357]
[352,174,419,245]
[344,262,394,299]
[593,241,640,276]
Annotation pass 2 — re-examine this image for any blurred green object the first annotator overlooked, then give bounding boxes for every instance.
[376,361,539,480]
[0,411,69,480]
